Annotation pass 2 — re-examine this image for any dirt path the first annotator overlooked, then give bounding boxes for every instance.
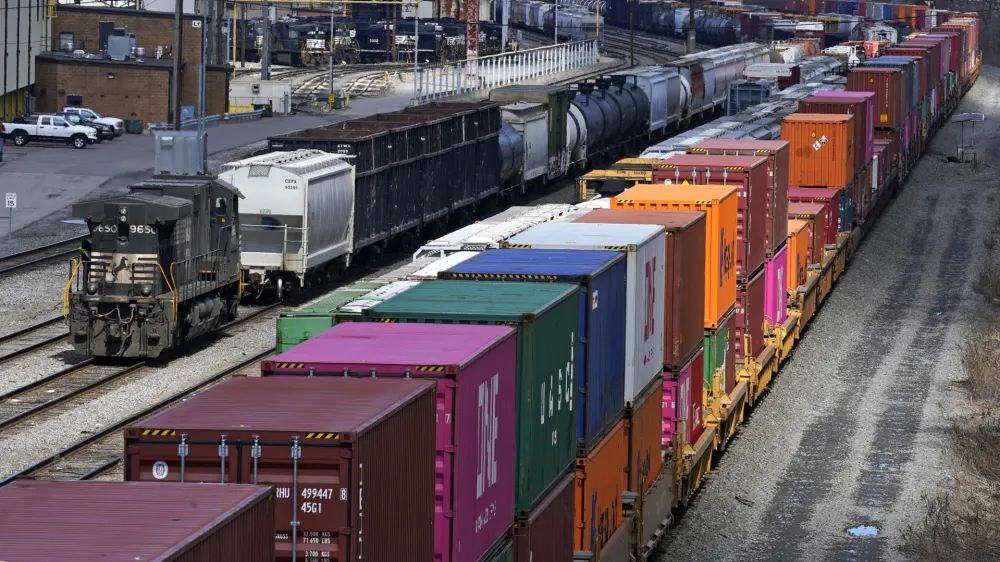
[655,67,1000,562]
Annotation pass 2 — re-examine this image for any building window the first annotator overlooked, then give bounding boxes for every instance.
[59,32,75,51]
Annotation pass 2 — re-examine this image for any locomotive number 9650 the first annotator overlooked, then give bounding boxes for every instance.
[96,224,158,234]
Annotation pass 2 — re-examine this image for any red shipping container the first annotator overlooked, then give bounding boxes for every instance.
[513,473,576,562]
[0,481,275,562]
[788,202,828,265]
[260,322,518,562]
[125,377,438,562]
[875,129,901,168]
[848,67,906,130]
[653,153,770,279]
[733,267,766,365]
[886,47,930,100]
[573,209,706,371]
[666,346,705,449]
[687,139,790,258]
[627,374,663,494]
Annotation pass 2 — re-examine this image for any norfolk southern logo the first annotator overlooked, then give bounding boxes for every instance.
[111,256,129,282]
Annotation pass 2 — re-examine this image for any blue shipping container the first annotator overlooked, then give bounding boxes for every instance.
[440,248,628,452]
[882,4,893,21]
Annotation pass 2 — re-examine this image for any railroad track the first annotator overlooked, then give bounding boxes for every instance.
[0,317,70,365]
[0,304,281,484]
[0,235,86,277]
[291,63,412,98]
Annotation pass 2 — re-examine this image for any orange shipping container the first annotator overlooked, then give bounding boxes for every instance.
[788,202,827,266]
[787,219,811,291]
[626,374,663,495]
[575,418,627,552]
[781,114,855,189]
[614,184,738,329]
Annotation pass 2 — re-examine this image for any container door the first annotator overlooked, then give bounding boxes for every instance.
[247,441,353,562]
[524,114,548,181]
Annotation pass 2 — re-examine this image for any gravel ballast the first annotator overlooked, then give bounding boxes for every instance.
[654,68,1000,562]
[0,263,72,338]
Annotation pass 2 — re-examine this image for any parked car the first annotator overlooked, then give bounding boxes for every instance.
[55,112,114,142]
[61,107,124,137]
[1,114,98,149]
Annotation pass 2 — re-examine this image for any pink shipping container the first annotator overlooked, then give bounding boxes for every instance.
[667,346,705,449]
[261,322,518,562]
[662,378,678,447]
[0,481,275,562]
[808,91,876,170]
[764,243,789,327]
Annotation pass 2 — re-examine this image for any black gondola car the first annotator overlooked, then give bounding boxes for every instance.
[66,176,243,358]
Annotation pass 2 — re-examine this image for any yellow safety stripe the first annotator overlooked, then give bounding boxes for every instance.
[273,363,306,368]
[446,273,558,280]
[141,429,177,436]
[304,432,340,439]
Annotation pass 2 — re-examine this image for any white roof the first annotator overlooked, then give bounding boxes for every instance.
[507,222,664,249]
[338,281,420,314]
[219,149,352,178]
[407,251,479,279]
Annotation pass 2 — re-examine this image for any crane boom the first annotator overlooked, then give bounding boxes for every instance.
[466,0,479,62]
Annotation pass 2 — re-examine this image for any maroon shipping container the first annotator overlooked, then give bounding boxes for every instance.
[572,208,706,370]
[125,377,437,562]
[653,153,770,279]
[886,47,930,100]
[687,139,790,257]
[798,94,872,176]
[874,137,896,171]
[733,267,765,367]
[789,187,840,244]
[848,67,906,130]
[0,480,275,562]
[261,322,518,562]
[788,202,828,266]
[512,473,576,562]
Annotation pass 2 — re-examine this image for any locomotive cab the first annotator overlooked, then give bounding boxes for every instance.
[67,176,243,358]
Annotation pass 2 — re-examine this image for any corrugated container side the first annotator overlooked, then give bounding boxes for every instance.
[512,473,576,562]
[788,187,841,240]
[124,377,437,562]
[0,481,276,562]
[575,419,628,552]
[438,249,627,452]
[798,95,870,176]
[503,223,667,406]
[662,378,678,447]
[363,281,580,514]
[733,267,766,364]
[571,209,707,371]
[764,243,789,326]
[687,139,791,258]
[626,374,664,494]
[276,281,389,352]
[787,219,812,289]
[261,323,518,562]
[652,154,770,279]
[613,184,738,330]
[704,315,731,394]
[781,114,855,189]
[788,202,828,264]
[847,67,906,129]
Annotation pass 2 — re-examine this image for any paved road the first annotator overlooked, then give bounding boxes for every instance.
[656,69,1000,562]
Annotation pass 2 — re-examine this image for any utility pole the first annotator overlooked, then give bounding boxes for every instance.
[629,0,634,67]
[240,2,246,68]
[686,0,695,54]
[199,0,207,167]
[466,0,479,77]
[554,0,558,43]
[262,0,270,79]
[501,0,508,52]
[327,4,334,99]
[172,0,183,130]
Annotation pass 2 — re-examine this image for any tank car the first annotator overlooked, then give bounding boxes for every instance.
[66,175,243,358]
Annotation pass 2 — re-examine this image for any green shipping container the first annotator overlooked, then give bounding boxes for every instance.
[478,533,514,562]
[703,316,729,392]
[275,281,388,353]
[366,280,580,513]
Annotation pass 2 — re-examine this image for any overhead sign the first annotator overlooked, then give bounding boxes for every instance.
[5,193,16,209]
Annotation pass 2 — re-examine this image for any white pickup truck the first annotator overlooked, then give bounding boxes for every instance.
[1,114,99,149]
[61,107,125,137]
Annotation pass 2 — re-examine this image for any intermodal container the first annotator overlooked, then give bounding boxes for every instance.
[788,202,827,266]
[261,322,517,562]
[847,67,906,129]
[765,243,789,327]
[276,280,388,352]
[575,418,628,552]
[861,57,919,112]
[652,154,770,279]
[789,187,842,240]
[671,345,704,450]
[0,481,275,562]
[512,473,575,562]
[875,136,896,171]
[478,538,514,562]
[438,248,627,451]
[704,314,733,394]
[125,377,437,562]
[334,280,422,322]
[626,374,663,494]
[687,139,791,258]
[504,222,666,406]
[362,280,579,513]
[799,92,875,175]
[781,113,855,190]
[612,184,738,330]
[787,219,812,289]
[662,377,678,447]
[571,209,706,371]
[733,267,765,364]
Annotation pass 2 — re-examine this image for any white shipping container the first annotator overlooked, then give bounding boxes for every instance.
[338,281,420,315]
[218,150,354,283]
[406,251,479,280]
[505,222,666,404]
[414,205,573,259]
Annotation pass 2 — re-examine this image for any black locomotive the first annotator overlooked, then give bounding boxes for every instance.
[66,176,243,358]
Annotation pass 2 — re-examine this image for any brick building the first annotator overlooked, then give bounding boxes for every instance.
[34,54,230,126]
